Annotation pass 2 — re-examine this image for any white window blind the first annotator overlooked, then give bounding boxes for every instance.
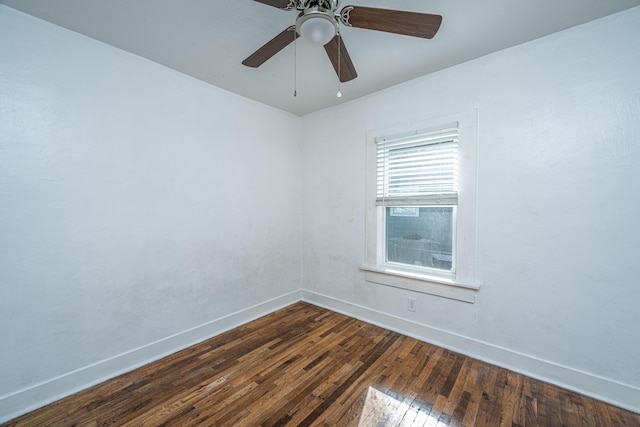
[376,123,459,206]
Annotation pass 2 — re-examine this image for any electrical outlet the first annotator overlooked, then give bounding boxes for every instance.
[407,297,416,312]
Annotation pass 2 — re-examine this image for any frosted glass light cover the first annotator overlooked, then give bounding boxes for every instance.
[299,16,336,44]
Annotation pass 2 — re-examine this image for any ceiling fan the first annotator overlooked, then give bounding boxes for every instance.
[242,0,442,83]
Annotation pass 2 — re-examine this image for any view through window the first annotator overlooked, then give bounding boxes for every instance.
[386,206,453,271]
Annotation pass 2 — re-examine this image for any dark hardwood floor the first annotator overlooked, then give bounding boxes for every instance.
[4,302,639,426]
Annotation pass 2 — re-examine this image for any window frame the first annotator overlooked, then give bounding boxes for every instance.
[362,110,479,303]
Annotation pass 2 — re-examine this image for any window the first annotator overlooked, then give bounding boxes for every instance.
[363,111,479,303]
[378,125,458,273]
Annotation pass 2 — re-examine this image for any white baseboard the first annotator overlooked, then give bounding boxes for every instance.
[0,290,301,424]
[301,290,640,414]
[3,289,638,422]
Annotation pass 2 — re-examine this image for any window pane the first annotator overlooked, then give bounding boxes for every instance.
[386,207,453,271]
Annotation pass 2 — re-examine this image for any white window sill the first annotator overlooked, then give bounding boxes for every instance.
[359,265,479,303]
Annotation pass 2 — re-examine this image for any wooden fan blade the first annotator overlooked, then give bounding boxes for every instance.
[253,0,293,10]
[324,35,357,82]
[340,5,442,39]
[242,26,298,68]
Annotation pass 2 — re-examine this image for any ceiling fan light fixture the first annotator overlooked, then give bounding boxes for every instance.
[296,9,337,44]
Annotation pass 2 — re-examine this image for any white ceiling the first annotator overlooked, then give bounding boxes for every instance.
[3,0,640,116]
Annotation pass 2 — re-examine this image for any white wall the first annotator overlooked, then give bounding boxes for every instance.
[301,7,640,412]
[0,6,301,421]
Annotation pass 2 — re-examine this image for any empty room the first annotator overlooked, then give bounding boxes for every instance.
[1,1,639,425]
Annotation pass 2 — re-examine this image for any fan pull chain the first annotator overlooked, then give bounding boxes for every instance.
[336,32,342,98]
[293,29,298,97]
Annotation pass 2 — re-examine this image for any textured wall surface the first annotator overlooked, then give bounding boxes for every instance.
[0,6,301,420]
[301,7,640,412]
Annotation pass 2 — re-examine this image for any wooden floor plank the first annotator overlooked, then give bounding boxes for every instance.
[3,302,639,427]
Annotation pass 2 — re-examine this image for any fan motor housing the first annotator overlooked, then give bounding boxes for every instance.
[298,0,339,12]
